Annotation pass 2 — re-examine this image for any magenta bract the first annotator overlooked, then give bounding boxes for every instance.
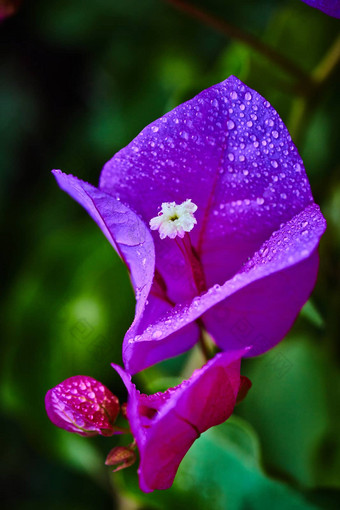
[53,76,326,374]
[45,375,120,436]
[113,349,248,492]
[300,0,340,18]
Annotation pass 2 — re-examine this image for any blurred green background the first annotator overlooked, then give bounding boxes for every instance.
[1,0,339,508]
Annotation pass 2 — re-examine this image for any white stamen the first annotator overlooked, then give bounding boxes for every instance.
[150,199,198,240]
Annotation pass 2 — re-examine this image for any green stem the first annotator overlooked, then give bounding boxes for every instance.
[199,331,210,362]
[313,35,340,84]
[289,35,340,144]
[164,0,310,84]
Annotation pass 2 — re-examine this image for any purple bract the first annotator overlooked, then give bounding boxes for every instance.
[113,349,249,492]
[53,76,326,374]
[45,375,120,436]
[300,0,340,18]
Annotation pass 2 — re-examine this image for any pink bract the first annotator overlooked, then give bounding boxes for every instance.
[113,349,248,492]
[45,375,119,436]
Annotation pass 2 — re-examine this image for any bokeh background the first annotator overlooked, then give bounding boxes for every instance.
[1,0,339,508]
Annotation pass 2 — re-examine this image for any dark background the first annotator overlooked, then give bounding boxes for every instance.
[1,0,339,508]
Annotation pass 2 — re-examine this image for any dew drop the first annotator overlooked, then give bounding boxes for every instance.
[152,330,162,339]
[227,120,235,130]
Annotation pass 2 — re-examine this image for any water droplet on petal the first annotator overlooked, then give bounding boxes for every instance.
[151,330,162,339]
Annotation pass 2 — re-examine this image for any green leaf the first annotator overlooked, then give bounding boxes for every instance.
[114,416,317,509]
[238,337,340,488]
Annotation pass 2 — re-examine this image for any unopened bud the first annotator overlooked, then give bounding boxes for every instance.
[105,445,136,472]
[45,375,120,437]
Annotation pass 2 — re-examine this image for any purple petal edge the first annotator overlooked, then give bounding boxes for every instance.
[52,169,155,332]
[300,0,340,18]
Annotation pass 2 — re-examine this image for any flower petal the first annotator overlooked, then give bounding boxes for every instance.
[100,76,315,299]
[123,292,200,374]
[125,203,325,369]
[52,170,155,329]
[113,349,246,492]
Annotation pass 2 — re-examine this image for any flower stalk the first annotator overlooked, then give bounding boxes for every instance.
[164,0,311,85]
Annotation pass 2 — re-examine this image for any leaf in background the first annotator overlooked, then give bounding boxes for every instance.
[114,415,317,509]
[237,336,340,488]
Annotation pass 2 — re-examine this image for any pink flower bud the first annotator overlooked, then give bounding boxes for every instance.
[45,376,119,437]
[105,445,136,472]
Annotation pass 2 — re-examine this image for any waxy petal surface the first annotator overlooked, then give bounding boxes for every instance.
[52,170,155,330]
[113,349,245,492]
[45,375,119,436]
[100,76,314,297]
[124,204,325,367]
[300,0,340,18]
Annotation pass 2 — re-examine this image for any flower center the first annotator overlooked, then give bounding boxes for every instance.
[149,199,197,240]
[150,200,206,294]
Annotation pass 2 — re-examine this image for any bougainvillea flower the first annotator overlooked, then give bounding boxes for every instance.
[112,349,250,492]
[53,75,326,374]
[45,375,120,437]
[300,0,340,18]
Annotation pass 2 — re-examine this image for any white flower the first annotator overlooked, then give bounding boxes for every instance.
[149,199,198,239]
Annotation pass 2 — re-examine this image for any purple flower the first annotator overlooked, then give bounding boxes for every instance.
[53,76,326,374]
[300,0,340,18]
[45,375,120,437]
[112,349,250,492]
